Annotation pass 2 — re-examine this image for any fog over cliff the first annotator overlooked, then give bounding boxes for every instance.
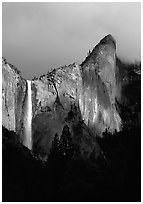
[2,2,141,79]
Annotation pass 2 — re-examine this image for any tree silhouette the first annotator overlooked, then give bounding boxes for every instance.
[59,125,74,161]
[49,125,76,165]
[48,133,60,163]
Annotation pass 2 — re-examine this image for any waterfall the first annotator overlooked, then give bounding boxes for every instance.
[23,80,32,150]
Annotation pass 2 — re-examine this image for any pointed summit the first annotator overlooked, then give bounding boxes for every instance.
[99,34,116,50]
[81,34,116,68]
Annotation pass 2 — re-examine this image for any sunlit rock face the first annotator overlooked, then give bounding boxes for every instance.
[79,35,121,136]
[2,58,27,141]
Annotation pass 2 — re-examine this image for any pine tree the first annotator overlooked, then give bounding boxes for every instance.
[48,133,60,162]
[49,125,79,164]
[59,125,74,161]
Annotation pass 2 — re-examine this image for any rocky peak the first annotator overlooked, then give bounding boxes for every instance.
[2,34,140,159]
[80,34,120,135]
[81,34,116,69]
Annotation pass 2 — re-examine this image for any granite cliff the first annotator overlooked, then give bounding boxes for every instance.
[2,34,141,159]
[2,58,26,140]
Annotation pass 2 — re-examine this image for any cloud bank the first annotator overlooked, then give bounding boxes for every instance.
[2,2,141,79]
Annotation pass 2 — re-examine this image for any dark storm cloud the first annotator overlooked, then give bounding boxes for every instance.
[2,2,141,79]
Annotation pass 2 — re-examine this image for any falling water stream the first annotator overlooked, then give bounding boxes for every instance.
[24,80,32,150]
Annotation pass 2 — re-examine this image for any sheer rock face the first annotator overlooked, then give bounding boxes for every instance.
[2,34,140,158]
[79,35,121,135]
[2,58,27,141]
[32,63,81,117]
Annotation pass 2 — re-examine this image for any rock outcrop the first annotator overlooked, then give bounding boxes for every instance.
[2,34,141,159]
[2,58,27,142]
[80,35,121,135]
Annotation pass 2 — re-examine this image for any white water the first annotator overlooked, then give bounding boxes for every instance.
[24,80,32,150]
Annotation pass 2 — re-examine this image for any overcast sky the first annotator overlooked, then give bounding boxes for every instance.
[2,2,141,80]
